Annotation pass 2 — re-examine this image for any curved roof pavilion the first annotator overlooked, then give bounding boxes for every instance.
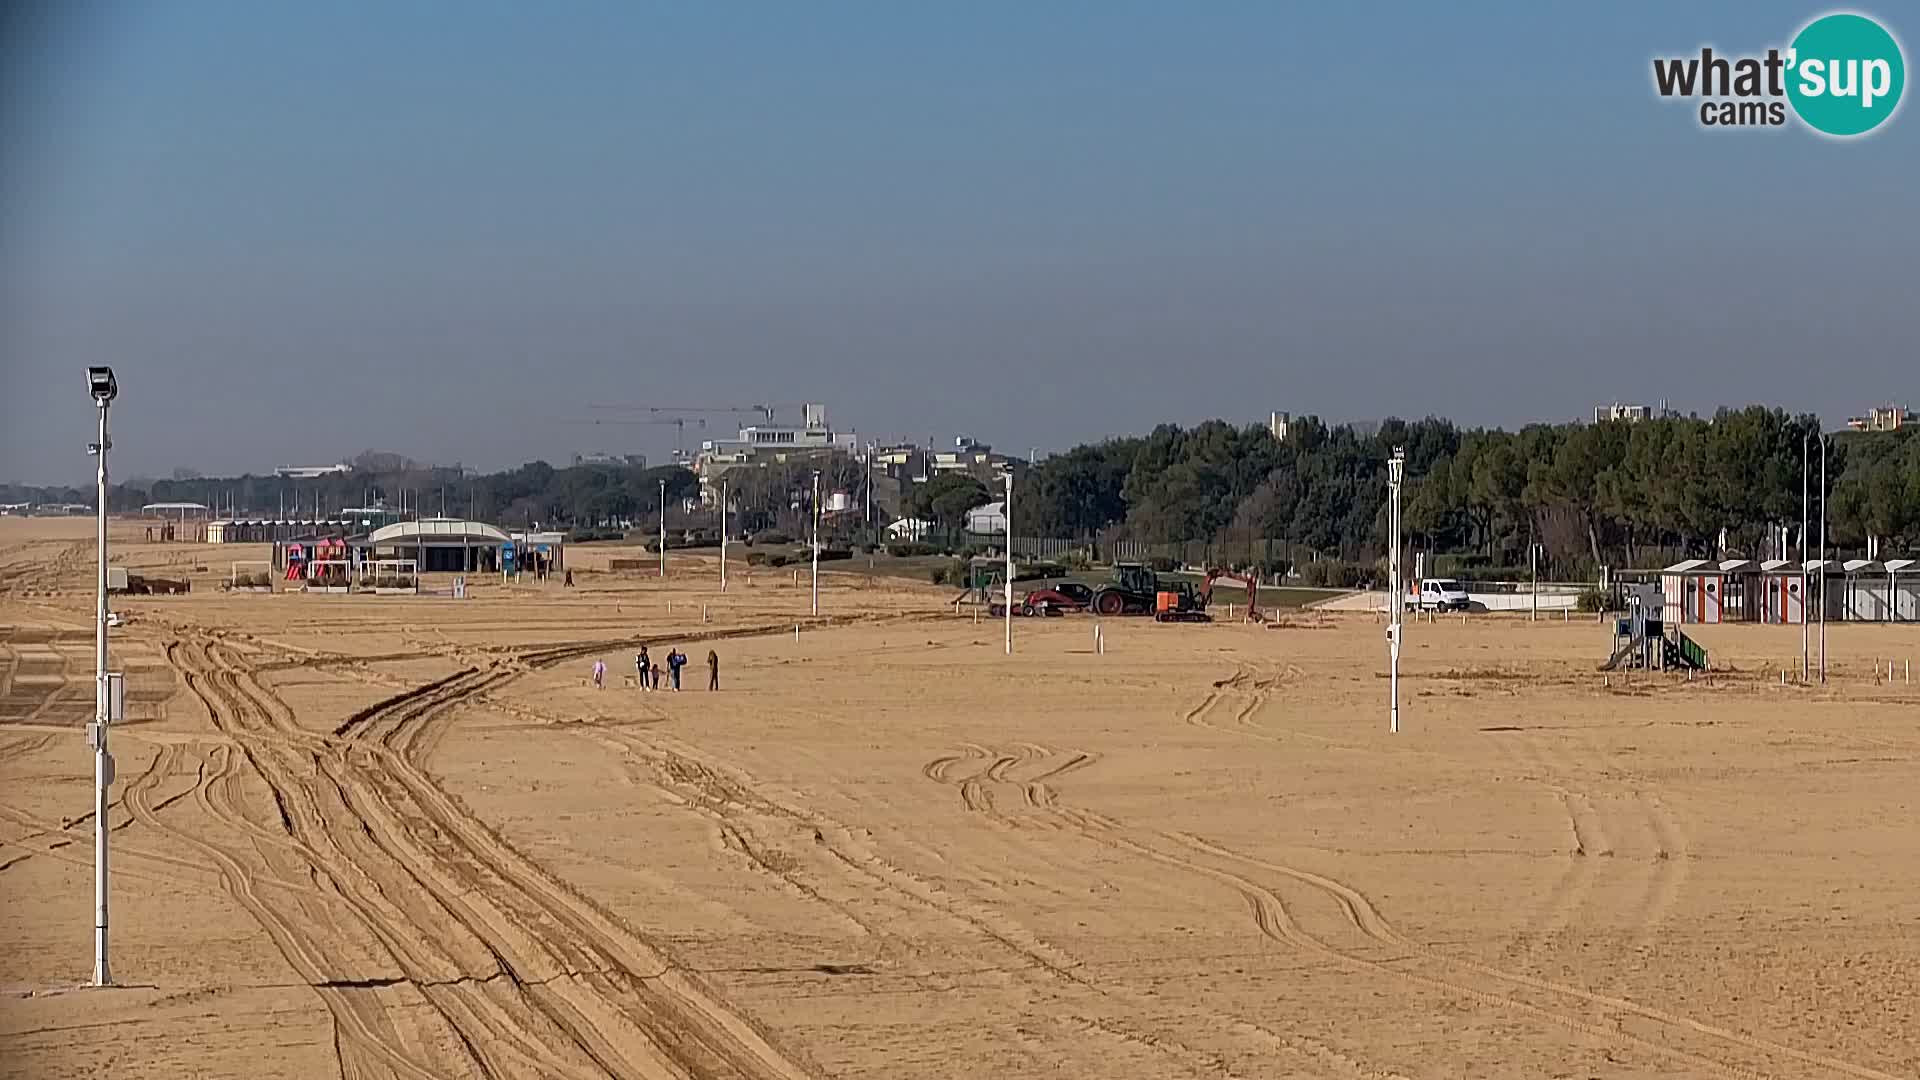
[367,518,510,546]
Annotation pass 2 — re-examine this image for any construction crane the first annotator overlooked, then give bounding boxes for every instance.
[587,403,806,424]
[578,416,707,461]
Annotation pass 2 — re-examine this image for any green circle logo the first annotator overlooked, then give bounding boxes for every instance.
[1787,13,1905,136]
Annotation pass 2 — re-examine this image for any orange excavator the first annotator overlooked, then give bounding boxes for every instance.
[1201,569,1263,622]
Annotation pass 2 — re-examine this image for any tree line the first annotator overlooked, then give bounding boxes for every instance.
[8,408,1913,571]
[7,450,867,540]
[1014,408,1916,573]
[5,457,702,532]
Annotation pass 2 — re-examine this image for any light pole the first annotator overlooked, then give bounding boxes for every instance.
[1003,468,1014,656]
[1819,432,1828,683]
[1529,542,1542,622]
[1386,447,1404,735]
[658,478,667,578]
[1802,431,1810,680]
[810,471,821,617]
[719,477,728,593]
[86,365,117,987]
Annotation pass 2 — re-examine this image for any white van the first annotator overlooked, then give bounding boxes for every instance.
[1411,578,1470,612]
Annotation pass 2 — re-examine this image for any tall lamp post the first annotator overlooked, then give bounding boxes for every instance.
[810,471,821,617]
[719,477,728,593]
[1819,433,1828,683]
[1003,468,1014,656]
[1529,542,1543,622]
[1802,431,1810,681]
[86,366,117,987]
[658,477,667,578]
[1386,447,1404,735]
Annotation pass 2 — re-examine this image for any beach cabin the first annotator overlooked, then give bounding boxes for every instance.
[1659,559,1761,624]
[1757,560,1809,624]
[1838,558,1919,622]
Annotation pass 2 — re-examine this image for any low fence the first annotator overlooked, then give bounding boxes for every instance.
[900,530,1315,570]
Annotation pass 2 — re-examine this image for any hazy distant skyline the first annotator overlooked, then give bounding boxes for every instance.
[4,2,1916,485]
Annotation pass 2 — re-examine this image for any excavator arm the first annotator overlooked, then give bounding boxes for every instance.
[1201,569,1261,619]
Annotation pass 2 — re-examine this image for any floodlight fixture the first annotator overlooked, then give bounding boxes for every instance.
[87,366,117,404]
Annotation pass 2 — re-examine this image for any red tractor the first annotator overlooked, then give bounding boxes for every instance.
[988,582,1092,617]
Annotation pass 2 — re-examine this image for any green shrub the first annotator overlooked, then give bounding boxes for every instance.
[745,551,770,566]
[1297,560,1370,589]
[888,542,937,558]
[755,530,791,546]
[1576,587,1609,613]
[1061,550,1091,570]
[928,558,971,586]
[1431,553,1492,577]
[1146,556,1178,573]
[861,542,879,554]
[767,553,790,567]
[817,547,852,562]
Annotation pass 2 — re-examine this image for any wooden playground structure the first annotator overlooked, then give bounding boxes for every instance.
[1602,583,1708,671]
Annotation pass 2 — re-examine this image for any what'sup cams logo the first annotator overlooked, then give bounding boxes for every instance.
[1653,11,1905,136]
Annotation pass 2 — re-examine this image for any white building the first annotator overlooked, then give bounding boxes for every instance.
[572,451,647,467]
[1846,405,1907,432]
[274,463,353,479]
[965,500,1008,535]
[694,403,857,501]
[1594,403,1652,424]
[886,517,934,542]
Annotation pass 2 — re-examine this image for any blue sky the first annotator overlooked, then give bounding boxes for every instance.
[3,2,1915,483]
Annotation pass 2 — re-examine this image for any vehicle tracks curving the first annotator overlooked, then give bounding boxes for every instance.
[158,634,826,1080]
[925,740,1893,1080]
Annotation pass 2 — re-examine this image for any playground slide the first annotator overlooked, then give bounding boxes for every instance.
[1675,630,1708,670]
[1599,641,1636,671]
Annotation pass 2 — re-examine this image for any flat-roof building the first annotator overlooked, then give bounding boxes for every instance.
[1845,405,1907,432]
[694,403,857,502]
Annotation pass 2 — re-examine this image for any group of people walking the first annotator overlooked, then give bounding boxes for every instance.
[614,644,718,691]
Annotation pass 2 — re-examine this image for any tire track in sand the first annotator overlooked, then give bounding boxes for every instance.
[932,742,1895,1080]
[915,741,1411,1079]
[163,635,825,1080]
[613,726,1408,1080]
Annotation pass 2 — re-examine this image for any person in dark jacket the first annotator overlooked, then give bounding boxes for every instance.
[636,646,652,690]
[667,648,687,691]
[706,649,720,690]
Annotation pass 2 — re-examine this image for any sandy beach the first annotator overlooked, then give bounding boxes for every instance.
[4,515,1919,1079]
